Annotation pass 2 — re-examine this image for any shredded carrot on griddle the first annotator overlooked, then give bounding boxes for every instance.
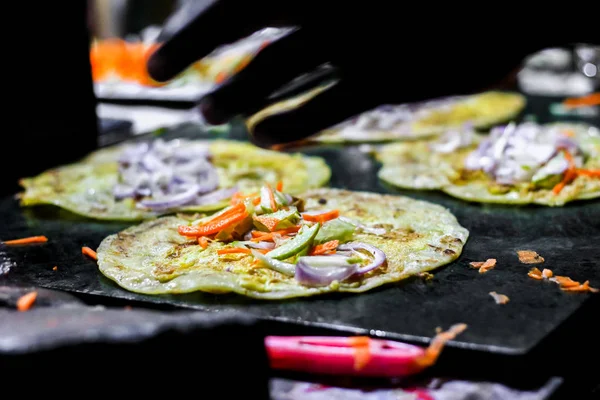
[561,280,598,293]
[528,267,543,280]
[479,259,497,273]
[551,275,599,293]
[551,276,580,288]
[82,246,97,260]
[276,180,284,192]
[542,269,553,279]
[470,258,496,273]
[3,236,48,245]
[17,291,37,311]
[517,250,545,264]
[413,324,467,368]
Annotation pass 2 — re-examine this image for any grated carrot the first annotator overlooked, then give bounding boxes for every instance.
[217,248,269,256]
[563,92,600,108]
[17,291,38,311]
[551,276,580,288]
[528,267,543,280]
[82,246,97,260]
[517,250,545,264]
[218,248,252,255]
[3,236,48,245]
[303,210,340,224]
[561,280,595,292]
[251,226,300,240]
[577,169,600,178]
[310,240,339,255]
[470,258,496,273]
[179,204,247,237]
[413,324,467,368]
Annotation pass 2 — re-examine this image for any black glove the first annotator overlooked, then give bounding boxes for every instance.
[147,1,596,147]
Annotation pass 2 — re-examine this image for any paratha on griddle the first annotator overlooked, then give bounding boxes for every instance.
[247,90,525,144]
[19,139,330,220]
[97,187,468,299]
[377,122,600,206]
[318,91,525,143]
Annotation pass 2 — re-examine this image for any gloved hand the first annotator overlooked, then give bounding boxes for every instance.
[147,1,593,147]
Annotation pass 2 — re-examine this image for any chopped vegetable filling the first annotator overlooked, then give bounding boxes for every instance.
[177,183,389,287]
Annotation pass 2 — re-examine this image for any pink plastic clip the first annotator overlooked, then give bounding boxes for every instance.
[265,336,426,377]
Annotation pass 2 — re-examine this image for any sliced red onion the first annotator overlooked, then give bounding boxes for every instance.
[464,139,493,170]
[463,122,589,186]
[337,242,386,275]
[243,231,253,241]
[530,144,556,164]
[297,255,353,267]
[193,186,238,205]
[295,259,358,287]
[429,125,474,154]
[116,139,221,205]
[118,142,150,164]
[136,184,200,210]
[141,152,164,172]
[429,132,462,153]
[338,217,386,235]
[195,167,220,194]
[491,123,516,161]
[113,184,136,200]
[136,187,152,197]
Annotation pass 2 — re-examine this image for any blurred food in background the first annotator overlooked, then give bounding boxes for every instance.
[90,26,289,101]
[88,0,290,101]
[518,45,599,97]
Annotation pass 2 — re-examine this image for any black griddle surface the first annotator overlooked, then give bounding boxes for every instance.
[1,98,599,357]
